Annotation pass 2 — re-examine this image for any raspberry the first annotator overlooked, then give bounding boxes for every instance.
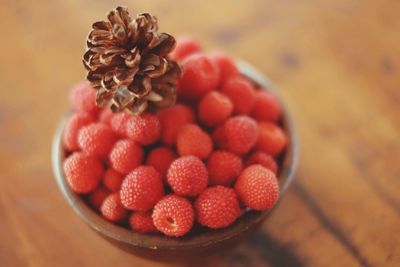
[109,139,144,174]
[235,165,279,211]
[246,151,278,174]
[209,51,239,85]
[126,113,160,145]
[256,121,287,156]
[195,186,241,229]
[198,91,233,127]
[152,194,194,237]
[177,54,219,101]
[221,76,256,114]
[78,123,116,159]
[120,166,164,211]
[157,104,195,145]
[207,150,243,185]
[176,124,213,160]
[145,146,177,178]
[100,193,129,222]
[99,108,114,124]
[129,211,158,234]
[69,82,100,116]
[88,186,110,210]
[63,152,103,193]
[110,112,131,137]
[221,116,259,155]
[167,156,208,197]
[63,113,94,151]
[103,168,124,192]
[170,36,202,61]
[251,90,282,121]
[212,125,227,148]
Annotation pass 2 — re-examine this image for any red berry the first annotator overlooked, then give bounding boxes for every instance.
[207,150,243,185]
[157,104,195,145]
[195,186,241,229]
[177,54,219,101]
[209,51,239,85]
[120,166,164,211]
[256,121,287,156]
[221,76,256,114]
[88,186,110,210]
[126,113,161,145]
[109,139,144,174]
[103,168,124,192]
[167,156,208,197]
[110,112,131,137]
[177,124,213,160]
[235,165,279,211]
[251,90,282,121]
[221,116,259,155]
[246,151,278,174]
[170,36,202,61]
[129,211,158,234]
[146,146,177,178]
[198,91,233,127]
[100,193,129,222]
[63,152,103,193]
[78,123,116,159]
[99,108,114,124]
[63,113,94,151]
[152,194,194,237]
[69,82,100,116]
[212,124,227,148]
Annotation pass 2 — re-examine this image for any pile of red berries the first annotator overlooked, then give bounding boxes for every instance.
[62,37,287,237]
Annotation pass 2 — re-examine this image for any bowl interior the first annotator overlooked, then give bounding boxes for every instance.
[52,61,298,251]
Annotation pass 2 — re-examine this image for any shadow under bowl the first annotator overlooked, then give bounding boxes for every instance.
[51,60,299,262]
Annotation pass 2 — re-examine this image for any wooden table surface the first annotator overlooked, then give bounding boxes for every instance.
[1,0,399,266]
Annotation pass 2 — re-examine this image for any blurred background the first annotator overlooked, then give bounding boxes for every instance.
[1,0,399,266]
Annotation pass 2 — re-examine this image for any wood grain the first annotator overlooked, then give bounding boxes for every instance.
[0,0,399,266]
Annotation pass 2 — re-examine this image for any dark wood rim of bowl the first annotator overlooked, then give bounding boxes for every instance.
[51,60,299,252]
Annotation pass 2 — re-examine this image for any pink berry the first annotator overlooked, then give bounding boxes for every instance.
[100,193,129,222]
[207,150,243,185]
[88,186,110,210]
[109,139,144,174]
[246,151,278,174]
[170,36,202,61]
[221,76,256,114]
[256,121,287,156]
[251,90,282,121]
[146,146,177,178]
[177,124,213,160]
[78,123,116,159]
[103,168,124,192]
[126,113,161,145]
[110,112,131,137]
[129,211,158,234]
[63,113,94,151]
[69,82,100,116]
[198,91,233,127]
[209,51,239,85]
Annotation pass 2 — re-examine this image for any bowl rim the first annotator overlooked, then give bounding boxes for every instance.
[51,60,299,251]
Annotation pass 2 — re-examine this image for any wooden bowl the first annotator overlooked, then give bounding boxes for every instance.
[51,61,298,262]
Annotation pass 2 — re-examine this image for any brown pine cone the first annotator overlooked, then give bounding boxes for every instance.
[83,6,182,114]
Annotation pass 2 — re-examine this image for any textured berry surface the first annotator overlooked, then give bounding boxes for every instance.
[78,123,116,159]
[152,194,194,237]
[103,168,124,192]
[235,165,279,211]
[251,90,282,121]
[157,104,195,145]
[177,124,213,160]
[246,151,278,174]
[170,36,202,61]
[99,108,114,124]
[256,121,287,156]
[110,112,131,137]
[222,116,259,155]
[145,146,177,178]
[88,186,110,210]
[63,152,103,193]
[120,166,164,211]
[195,186,241,229]
[129,211,158,234]
[198,91,233,127]
[207,150,243,185]
[126,113,161,145]
[100,193,129,222]
[69,82,100,116]
[220,76,256,114]
[177,54,219,100]
[63,113,94,151]
[109,139,143,174]
[209,51,239,85]
[167,156,208,197]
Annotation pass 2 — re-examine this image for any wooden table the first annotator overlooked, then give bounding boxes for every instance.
[1,0,399,266]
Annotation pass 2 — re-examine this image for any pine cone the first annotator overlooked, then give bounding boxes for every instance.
[83,6,182,114]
